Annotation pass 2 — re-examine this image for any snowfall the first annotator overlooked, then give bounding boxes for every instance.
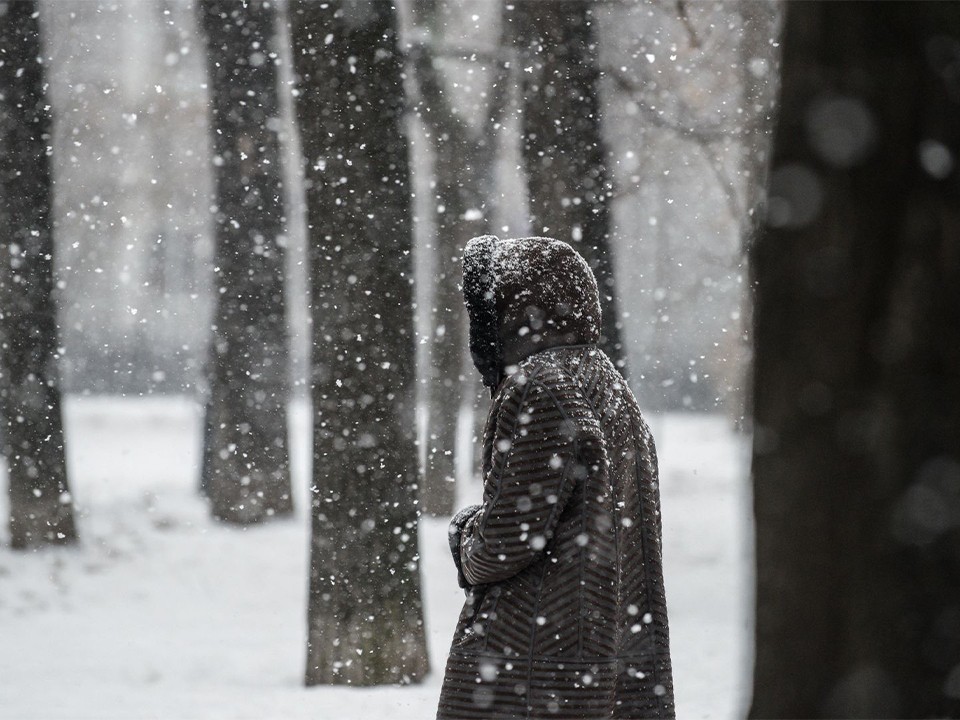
[0,397,752,719]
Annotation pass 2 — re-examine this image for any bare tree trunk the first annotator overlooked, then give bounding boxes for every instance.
[290,0,429,686]
[506,0,625,369]
[0,0,78,549]
[750,3,960,717]
[198,0,293,523]
[408,3,504,515]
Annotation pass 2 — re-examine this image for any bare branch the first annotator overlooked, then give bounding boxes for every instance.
[603,65,743,141]
[699,140,745,222]
[676,0,702,49]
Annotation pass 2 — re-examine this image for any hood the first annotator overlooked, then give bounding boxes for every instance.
[462,236,602,392]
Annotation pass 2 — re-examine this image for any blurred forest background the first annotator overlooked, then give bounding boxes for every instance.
[36,0,767,407]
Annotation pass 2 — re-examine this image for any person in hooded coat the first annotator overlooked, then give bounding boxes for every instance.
[437,236,675,720]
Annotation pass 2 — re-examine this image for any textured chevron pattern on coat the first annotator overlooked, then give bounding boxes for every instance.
[438,346,675,719]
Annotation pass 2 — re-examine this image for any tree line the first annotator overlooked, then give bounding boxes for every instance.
[0,0,627,686]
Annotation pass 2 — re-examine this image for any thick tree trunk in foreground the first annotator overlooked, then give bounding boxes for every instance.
[198,0,293,523]
[0,0,77,549]
[507,0,625,369]
[750,3,960,717]
[291,0,429,686]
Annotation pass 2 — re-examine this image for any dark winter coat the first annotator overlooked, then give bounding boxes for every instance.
[437,237,675,719]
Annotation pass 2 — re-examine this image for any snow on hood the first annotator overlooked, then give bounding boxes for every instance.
[462,235,602,392]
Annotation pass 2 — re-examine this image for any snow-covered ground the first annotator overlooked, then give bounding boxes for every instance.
[0,397,752,719]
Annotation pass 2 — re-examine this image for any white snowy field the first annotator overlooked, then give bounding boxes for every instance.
[0,397,752,720]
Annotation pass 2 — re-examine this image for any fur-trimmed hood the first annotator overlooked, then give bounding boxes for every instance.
[462,236,602,392]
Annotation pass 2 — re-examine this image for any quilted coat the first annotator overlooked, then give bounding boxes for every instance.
[437,236,675,719]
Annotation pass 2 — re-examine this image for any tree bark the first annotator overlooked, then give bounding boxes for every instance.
[750,3,960,717]
[0,0,78,549]
[506,0,625,369]
[198,0,293,523]
[409,5,505,516]
[290,0,429,686]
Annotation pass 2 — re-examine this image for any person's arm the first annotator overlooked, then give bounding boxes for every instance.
[448,504,481,590]
[459,371,600,586]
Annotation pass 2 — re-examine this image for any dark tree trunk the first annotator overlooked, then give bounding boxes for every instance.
[506,0,625,369]
[410,5,505,516]
[0,0,77,549]
[750,3,960,717]
[198,0,293,523]
[290,0,429,686]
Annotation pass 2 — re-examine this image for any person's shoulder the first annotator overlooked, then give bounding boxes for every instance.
[524,345,600,391]
[494,361,546,405]
[511,350,572,392]
[507,352,588,413]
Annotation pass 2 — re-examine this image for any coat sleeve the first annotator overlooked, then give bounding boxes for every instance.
[459,372,598,586]
[448,503,482,590]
